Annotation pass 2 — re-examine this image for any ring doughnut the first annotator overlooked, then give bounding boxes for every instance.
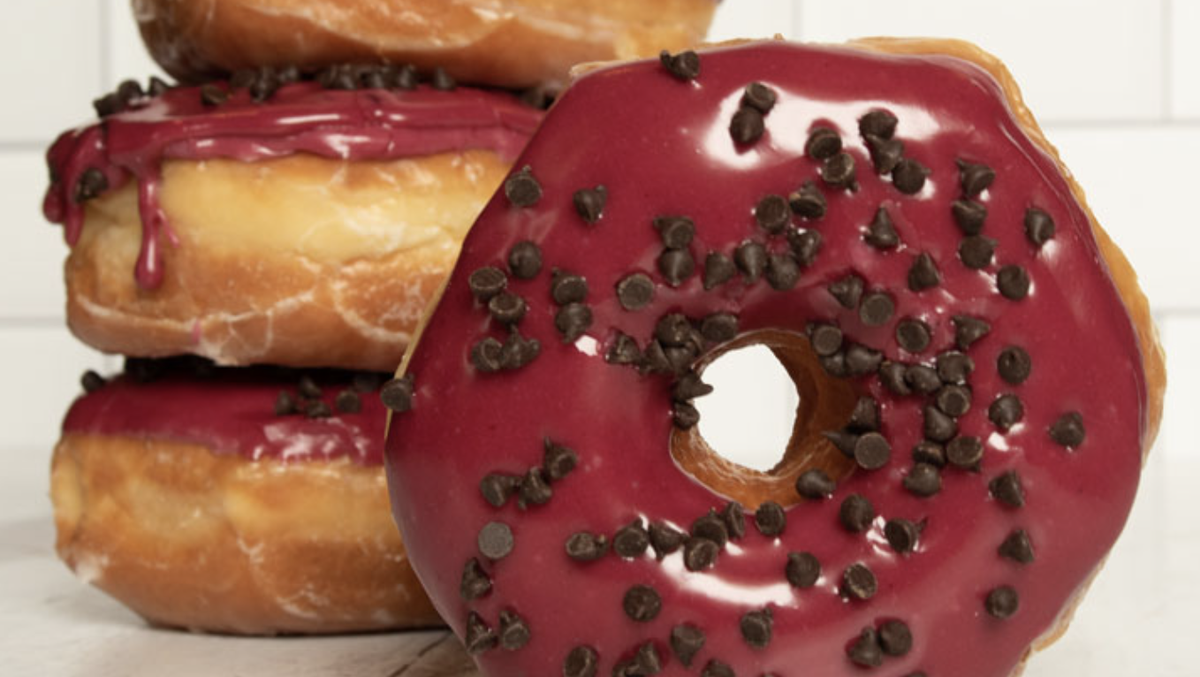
[384,39,1164,676]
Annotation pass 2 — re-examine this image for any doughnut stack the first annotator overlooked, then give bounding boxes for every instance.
[41,0,715,634]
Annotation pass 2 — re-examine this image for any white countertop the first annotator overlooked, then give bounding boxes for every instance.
[2,453,1195,677]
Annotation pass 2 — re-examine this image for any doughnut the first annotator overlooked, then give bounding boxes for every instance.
[132,0,717,91]
[51,358,440,634]
[44,68,542,372]
[382,39,1165,676]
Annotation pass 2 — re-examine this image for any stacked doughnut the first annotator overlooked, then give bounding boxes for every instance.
[42,0,715,634]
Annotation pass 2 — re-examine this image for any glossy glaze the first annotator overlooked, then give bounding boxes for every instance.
[386,42,1148,677]
[65,370,388,465]
[43,83,543,289]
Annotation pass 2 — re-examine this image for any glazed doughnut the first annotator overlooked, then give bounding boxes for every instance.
[44,70,542,372]
[383,39,1165,677]
[132,0,717,90]
[51,359,440,634]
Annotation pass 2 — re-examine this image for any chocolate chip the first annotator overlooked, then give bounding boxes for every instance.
[988,394,1024,431]
[508,241,542,279]
[755,194,791,234]
[866,135,905,175]
[640,340,673,375]
[1025,207,1056,247]
[518,467,553,508]
[479,473,520,507]
[848,396,880,432]
[997,346,1032,385]
[488,292,528,325]
[908,252,941,291]
[820,352,848,377]
[614,642,662,677]
[999,529,1035,565]
[319,64,356,90]
[879,620,913,656]
[786,551,821,588]
[1049,412,1086,448]
[543,438,578,481]
[566,532,609,561]
[864,206,900,249]
[953,315,991,350]
[766,253,800,290]
[810,323,844,357]
[607,333,642,366]
[895,318,931,353]
[649,522,686,558]
[879,361,912,396]
[828,273,865,309]
[842,563,877,600]
[658,249,695,287]
[742,82,776,113]
[552,273,589,306]
[334,389,362,413]
[573,186,607,224]
[701,659,734,677]
[853,433,891,470]
[296,375,321,399]
[859,291,894,326]
[478,521,514,560]
[431,67,456,90]
[654,314,692,347]
[986,586,1020,619]
[273,390,296,415]
[660,49,700,80]
[892,158,929,194]
[754,501,786,536]
[936,384,972,418]
[730,107,765,144]
[683,537,719,571]
[924,406,959,443]
[806,127,843,160]
[200,83,229,106]
[614,520,651,558]
[912,441,947,467]
[469,266,507,302]
[380,374,415,412]
[564,646,598,677]
[859,110,898,139]
[93,92,121,117]
[700,313,739,343]
[957,160,995,197]
[623,585,661,622]
[845,344,884,377]
[904,463,942,497]
[740,609,773,648]
[73,168,109,202]
[822,152,858,190]
[80,370,105,394]
[460,558,492,600]
[839,494,875,532]
[847,627,883,668]
[674,400,700,428]
[655,216,695,250]
[464,612,497,655]
[734,241,768,283]
[959,236,997,269]
[788,181,827,220]
[500,331,541,370]
[670,624,706,667]
[936,351,975,385]
[952,199,988,235]
[555,303,593,342]
[796,469,835,499]
[788,228,823,267]
[303,400,332,420]
[703,252,736,289]
[504,166,542,207]
[722,502,746,540]
[884,519,920,554]
[824,430,859,458]
[906,364,941,395]
[691,510,729,548]
[392,64,418,90]
[989,470,1025,508]
[497,610,531,651]
[996,265,1031,300]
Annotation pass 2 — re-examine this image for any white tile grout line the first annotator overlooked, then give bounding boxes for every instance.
[1163,0,1174,120]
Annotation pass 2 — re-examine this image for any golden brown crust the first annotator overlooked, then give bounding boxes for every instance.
[132,0,716,90]
[50,432,441,634]
[66,150,511,372]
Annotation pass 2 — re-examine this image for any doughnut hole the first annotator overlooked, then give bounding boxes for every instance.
[670,329,859,509]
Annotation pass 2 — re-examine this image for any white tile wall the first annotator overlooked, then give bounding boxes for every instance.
[0,1,1195,462]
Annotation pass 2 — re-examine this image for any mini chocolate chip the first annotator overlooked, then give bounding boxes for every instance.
[200,83,229,106]
[859,110,898,139]
[755,194,791,234]
[959,236,997,269]
[543,438,578,481]
[730,106,766,144]
[847,627,883,668]
[666,348,697,377]
[906,364,941,395]
[892,158,929,194]
[912,440,947,467]
[116,79,143,104]
[824,430,859,458]
[842,563,877,600]
[936,384,972,417]
[806,127,843,160]
[947,436,984,469]
[742,82,776,113]
[839,494,875,532]
[924,406,959,443]
[508,241,542,279]
[952,199,988,235]
[864,206,900,249]
[879,620,913,656]
[786,551,821,588]
[683,537,720,571]
[953,315,991,349]
[908,253,941,291]
[498,610,530,651]
[820,352,848,378]
[671,624,706,667]
[879,361,912,396]
[555,303,593,342]
[500,331,541,370]
[859,291,894,326]
[573,186,607,224]
[464,612,497,655]
[796,469,835,499]
[607,333,642,366]
[392,64,418,90]
[623,585,661,622]
[334,389,362,413]
[986,586,1020,619]
[741,609,773,648]
[1049,412,1086,448]
[988,394,1024,431]
[660,49,700,80]
[995,531,1036,568]
[614,520,651,558]
[788,228,823,267]
[79,370,105,394]
[703,252,736,289]
[810,323,844,357]
[649,522,686,558]
[957,160,995,197]
[722,502,746,540]
[637,341,670,375]
[854,433,891,470]
[848,396,880,432]
[504,166,542,207]
[73,168,109,202]
[828,273,865,309]
[755,501,786,536]
[478,521,514,560]
[866,134,905,175]
[701,660,734,677]
[822,152,858,190]
[479,473,521,507]
[655,216,696,250]
[469,266,507,302]
[460,558,492,600]
[989,470,1026,508]
[996,265,1031,300]
[319,65,355,90]
[734,241,768,283]
[430,67,456,90]
[885,518,921,554]
[896,318,931,353]
[518,467,553,508]
[700,313,739,343]
[997,346,1032,385]
[566,532,610,561]
[297,375,322,399]
[1025,207,1056,247]
[788,181,827,219]
[614,642,662,677]
[766,253,800,290]
[658,249,695,287]
[936,350,975,384]
[380,374,415,412]
[691,510,729,548]
[488,292,527,325]
[904,463,942,497]
[273,390,296,416]
[552,273,589,306]
[656,314,694,346]
[93,92,121,117]
[845,344,884,377]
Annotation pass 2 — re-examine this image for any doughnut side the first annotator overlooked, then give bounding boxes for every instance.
[133,0,716,89]
[65,150,511,371]
[50,432,441,634]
